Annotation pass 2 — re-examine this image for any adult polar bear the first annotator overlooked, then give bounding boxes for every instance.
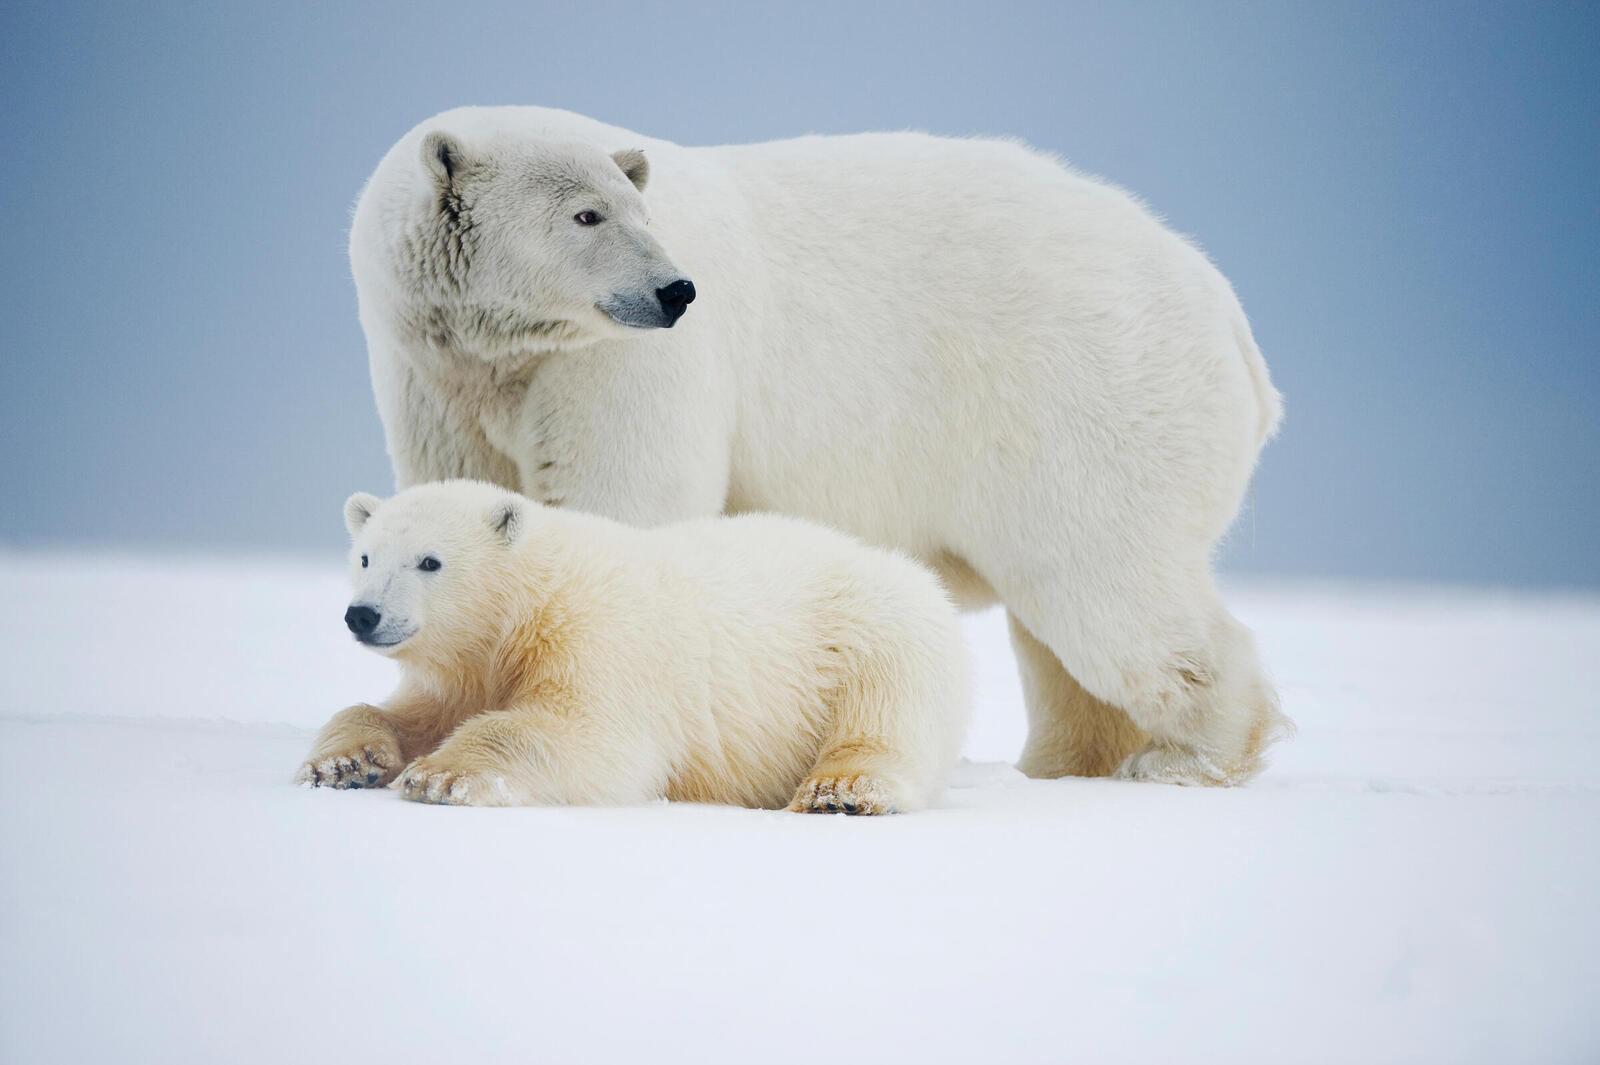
[349,106,1288,786]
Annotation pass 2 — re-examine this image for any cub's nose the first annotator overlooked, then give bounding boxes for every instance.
[344,605,380,637]
[655,278,696,326]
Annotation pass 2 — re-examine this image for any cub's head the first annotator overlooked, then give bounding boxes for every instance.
[340,482,532,661]
[397,130,694,356]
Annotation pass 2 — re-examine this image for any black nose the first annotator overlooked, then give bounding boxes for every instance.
[655,278,695,325]
[345,605,380,637]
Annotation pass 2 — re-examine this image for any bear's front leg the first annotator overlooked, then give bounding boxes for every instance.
[394,710,536,807]
[511,343,733,526]
[295,703,404,789]
[396,701,664,807]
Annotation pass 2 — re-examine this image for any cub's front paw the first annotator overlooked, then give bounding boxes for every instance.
[789,773,901,815]
[395,758,508,806]
[295,742,400,790]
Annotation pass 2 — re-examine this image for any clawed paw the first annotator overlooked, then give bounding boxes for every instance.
[395,760,503,806]
[295,744,399,789]
[789,774,900,815]
[1113,743,1232,786]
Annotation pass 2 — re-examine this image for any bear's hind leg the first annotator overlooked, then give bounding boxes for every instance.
[789,645,965,815]
[789,738,906,815]
[1107,602,1292,785]
[1008,613,1147,778]
[1005,571,1290,786]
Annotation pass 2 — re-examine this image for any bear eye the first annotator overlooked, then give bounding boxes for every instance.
[418,556,442,572]
[360,555,368,568]
[574,209,603,226]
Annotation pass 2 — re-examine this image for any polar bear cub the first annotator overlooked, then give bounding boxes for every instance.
[295,480,970,813]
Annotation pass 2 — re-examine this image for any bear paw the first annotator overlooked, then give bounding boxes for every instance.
[788,774,900,815]
[295,743,400,789]
[1113,743,1234,786]
[395,759,509,806]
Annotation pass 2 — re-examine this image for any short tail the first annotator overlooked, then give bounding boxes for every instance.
[1232,306,1283,449]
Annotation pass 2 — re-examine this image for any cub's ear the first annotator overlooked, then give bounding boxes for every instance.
[612,148,649,192]
[344,492,383,536]
[421,130,471,191]
[488,498,525,544]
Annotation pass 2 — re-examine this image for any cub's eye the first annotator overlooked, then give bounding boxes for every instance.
[574,209,603,226]
[360,555,368,568]
[419,556,442,572]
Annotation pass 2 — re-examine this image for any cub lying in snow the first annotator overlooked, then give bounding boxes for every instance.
[295,480,970,813]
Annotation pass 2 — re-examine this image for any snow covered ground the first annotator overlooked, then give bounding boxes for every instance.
[1,551,1597,1063]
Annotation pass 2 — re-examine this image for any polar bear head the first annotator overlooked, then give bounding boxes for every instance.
[391,130,695,357]
[340,481,533,662]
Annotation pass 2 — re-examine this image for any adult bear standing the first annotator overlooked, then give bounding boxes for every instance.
[349,105,1289,786]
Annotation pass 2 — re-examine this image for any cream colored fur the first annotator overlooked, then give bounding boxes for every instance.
[295,481,971,812]
[350,106,1291,785]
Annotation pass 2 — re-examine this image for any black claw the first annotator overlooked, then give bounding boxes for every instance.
[366,771,380,784]
[841,801,859,814]
[825,801,839,812]
[346,779,363,789]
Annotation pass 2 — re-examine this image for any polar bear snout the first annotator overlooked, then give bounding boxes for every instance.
[344,604,380,638]
[343,600,417,651]
[656,278,696,326]
[600,276,696,330]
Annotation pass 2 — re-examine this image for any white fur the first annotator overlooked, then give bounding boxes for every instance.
[349,106,1290,784]
[298,481,971,812]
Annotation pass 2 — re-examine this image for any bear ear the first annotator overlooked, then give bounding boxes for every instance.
[612,148,649,192]
[344,492,382,537]
[488,498,524,544]
[421,130,471,191]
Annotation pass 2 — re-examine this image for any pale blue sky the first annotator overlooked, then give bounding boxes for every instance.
[1,1,1595,586]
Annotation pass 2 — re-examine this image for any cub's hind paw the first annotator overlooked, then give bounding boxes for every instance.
[789,774,900,815]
